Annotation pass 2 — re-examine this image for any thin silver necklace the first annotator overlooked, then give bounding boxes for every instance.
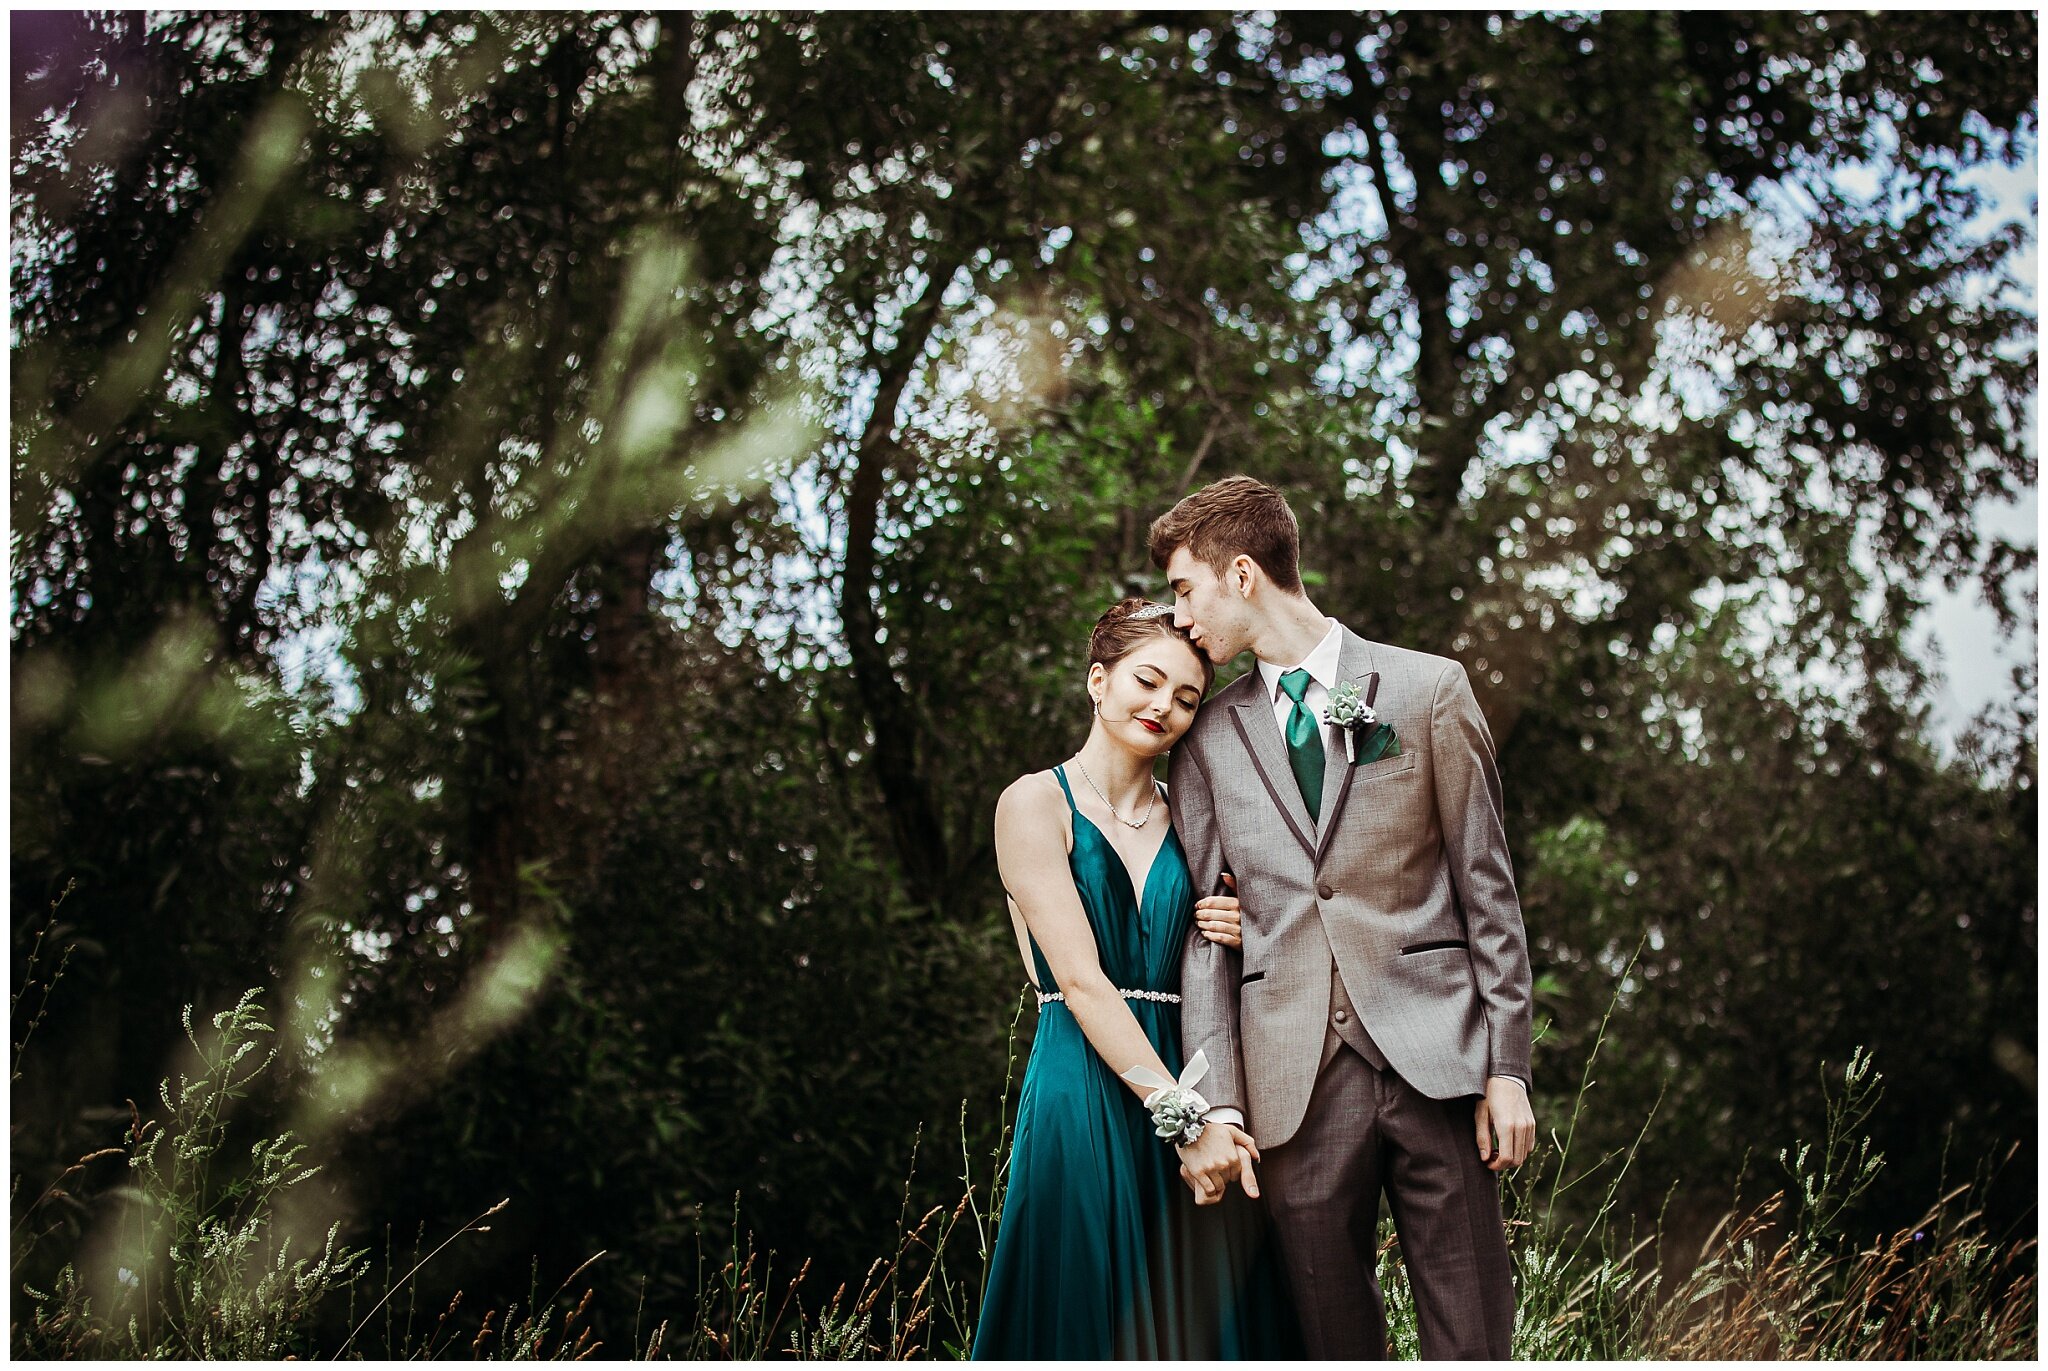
[1072,756,1157,830]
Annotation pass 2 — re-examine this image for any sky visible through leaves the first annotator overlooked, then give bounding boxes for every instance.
[1915,152,2035,747]
[262,138,2038,749]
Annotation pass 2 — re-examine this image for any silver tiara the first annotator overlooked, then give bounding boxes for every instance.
[1129,602,1174,621]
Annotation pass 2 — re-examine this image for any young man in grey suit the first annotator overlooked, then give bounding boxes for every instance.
[1153,476,1536,1359]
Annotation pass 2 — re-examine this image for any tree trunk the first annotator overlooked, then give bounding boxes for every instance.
[839,245,969,910]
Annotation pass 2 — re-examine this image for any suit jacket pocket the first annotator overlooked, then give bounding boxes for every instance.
[1354,750,1418,781]
[1400,939,1469,956]
[1238,970,1267,986]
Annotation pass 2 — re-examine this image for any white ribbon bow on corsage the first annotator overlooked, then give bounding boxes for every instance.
[1121,1051,1212,1144]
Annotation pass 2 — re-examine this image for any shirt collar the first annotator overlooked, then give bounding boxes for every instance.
[1258,619,1344,700]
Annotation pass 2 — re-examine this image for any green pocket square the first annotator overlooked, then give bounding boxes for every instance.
[1353,722,1400,765]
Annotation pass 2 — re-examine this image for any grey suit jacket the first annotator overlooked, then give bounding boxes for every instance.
[1171,626,1532,1148]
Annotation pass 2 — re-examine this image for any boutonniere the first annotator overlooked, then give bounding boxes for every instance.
[1323,674,1400,765]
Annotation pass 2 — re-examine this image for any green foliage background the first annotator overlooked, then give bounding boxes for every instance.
[12,9,2037,1351]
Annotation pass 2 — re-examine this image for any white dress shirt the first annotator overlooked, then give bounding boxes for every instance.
[1256,617,1345,757]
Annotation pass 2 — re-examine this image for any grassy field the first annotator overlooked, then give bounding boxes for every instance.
[13,971,2035,1359]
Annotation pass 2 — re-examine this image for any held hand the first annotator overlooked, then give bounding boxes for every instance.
[1475,1076,1536,1172]
[1193,872,1242,948]
[1177,1120,1260,1204]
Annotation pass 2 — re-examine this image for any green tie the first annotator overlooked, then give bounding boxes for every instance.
[1278,668,1324,821]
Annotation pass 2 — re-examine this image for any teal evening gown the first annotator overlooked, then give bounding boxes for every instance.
[972,767,1304,1360]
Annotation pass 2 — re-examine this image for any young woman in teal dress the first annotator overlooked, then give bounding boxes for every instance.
[972,599,1302,1360]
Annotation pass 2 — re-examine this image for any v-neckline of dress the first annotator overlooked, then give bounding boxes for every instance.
[1070,805,1174,912]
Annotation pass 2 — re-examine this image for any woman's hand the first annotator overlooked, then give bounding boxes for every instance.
[1193,872,1242,948]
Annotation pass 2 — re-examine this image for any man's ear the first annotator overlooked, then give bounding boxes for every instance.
[1232,554,1258,599]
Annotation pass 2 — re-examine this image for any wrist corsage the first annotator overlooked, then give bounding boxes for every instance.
[1120,1051,1212,1148]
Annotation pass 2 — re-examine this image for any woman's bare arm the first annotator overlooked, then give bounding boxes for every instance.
[995,775,1176,1103]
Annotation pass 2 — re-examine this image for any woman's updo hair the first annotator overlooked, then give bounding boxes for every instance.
[1087,597,1215,694]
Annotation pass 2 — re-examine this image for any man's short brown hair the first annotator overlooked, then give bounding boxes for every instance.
[1148,475,1303,593]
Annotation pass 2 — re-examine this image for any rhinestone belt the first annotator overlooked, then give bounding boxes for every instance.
[1035,987,1182,1007]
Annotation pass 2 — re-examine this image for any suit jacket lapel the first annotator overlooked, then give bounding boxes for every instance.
[1313,629,1380,863]
[1228,676,1317,861]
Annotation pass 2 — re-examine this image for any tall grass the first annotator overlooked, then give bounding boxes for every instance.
[13,946,2035,1359]
[1640,1050,2036,1358]
[17,991,369,1359]
[675,994,1029,1360]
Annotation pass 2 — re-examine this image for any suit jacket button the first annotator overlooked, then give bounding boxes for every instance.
[1316,881,1335,900]
[1333,1009,1350,1026]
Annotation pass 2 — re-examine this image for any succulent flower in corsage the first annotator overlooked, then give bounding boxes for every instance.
[1121,1051,1213,1148]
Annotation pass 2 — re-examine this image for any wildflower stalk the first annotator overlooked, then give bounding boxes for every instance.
[333,1197,511,1359]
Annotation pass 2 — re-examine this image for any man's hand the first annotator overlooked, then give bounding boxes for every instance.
[1475,1076,1535,1172]
[1177,1121,1260,1204]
